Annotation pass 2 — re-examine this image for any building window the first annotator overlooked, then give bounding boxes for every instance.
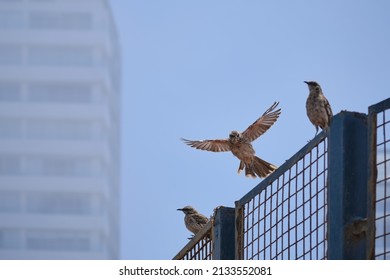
[26,192,91,215]
[28,83,92,103]
[0,82,21,101]
[0,45,22,65]
[29,12,92,30]
[24,156,104,177]
[28,46,93,67]
[0,229,21,250]
[26,230,90,251]
[0,118,22,138]
[0,191,21,213]
[25,119,98,140]
[0,154,21,175]
[0,11,24,29]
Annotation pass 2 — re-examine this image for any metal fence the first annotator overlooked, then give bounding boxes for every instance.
[235,132,328,260]
[173,207,235,260]
[174,98,390,260]
[173,222,213,260]
[369,98,390,260]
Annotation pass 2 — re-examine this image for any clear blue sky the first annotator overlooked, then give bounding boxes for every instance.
[109,0,390,259]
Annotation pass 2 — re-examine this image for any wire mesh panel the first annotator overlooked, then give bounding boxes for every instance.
[173,222,213,260]
[369,98,390,260]
[180,238,212,260]
[236,133,328,260]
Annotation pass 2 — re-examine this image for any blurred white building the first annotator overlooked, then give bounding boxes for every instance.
[0,0,121,259]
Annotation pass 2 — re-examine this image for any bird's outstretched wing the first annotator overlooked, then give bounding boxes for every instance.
[242,101,281,142]
[181,138,231,152]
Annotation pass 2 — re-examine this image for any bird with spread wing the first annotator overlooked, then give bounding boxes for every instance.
[181,102,281,178]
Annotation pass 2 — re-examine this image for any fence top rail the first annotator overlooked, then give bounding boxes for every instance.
[368,97,390,114]
[236,129,328,208]
[172,220,212,260]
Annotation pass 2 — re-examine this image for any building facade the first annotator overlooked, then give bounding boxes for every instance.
[0,0,121,259]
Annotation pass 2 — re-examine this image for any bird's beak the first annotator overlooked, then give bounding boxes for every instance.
[177,208,183,211]
[304,81,309,84]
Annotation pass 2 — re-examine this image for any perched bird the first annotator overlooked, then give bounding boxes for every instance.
[177,206,209,237]
[182,102,281,178]
[304,81,333,135]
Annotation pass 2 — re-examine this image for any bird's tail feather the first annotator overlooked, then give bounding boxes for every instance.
[238,157,277,179]
[240,157,277,179]
[252,156,277,178]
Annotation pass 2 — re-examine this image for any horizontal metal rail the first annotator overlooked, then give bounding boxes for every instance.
[173,221,213,260]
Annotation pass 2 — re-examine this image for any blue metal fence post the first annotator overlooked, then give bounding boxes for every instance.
[327,111,371,259]
[367,104,379,260]
[212,206,235,260]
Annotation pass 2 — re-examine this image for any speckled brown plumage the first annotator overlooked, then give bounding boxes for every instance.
[304,81,333,135]
[177,206,208,236]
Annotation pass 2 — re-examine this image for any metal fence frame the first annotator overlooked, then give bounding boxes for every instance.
[174,99,390,260]
[173,222,213,260]
[368,97,390,260]
[235,130,328,260]
[327,111,372,259]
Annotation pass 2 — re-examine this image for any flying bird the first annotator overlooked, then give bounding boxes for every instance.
[181,101,281,178]
[177,206,209,237]
[304,81,333,135]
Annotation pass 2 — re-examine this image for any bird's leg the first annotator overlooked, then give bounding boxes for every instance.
[308,127,319,143]
[310,126,319,140]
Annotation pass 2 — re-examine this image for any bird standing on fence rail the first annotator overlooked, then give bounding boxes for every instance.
[304,81,333,135]
[181,102,281,178]
[177,206,209,238]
